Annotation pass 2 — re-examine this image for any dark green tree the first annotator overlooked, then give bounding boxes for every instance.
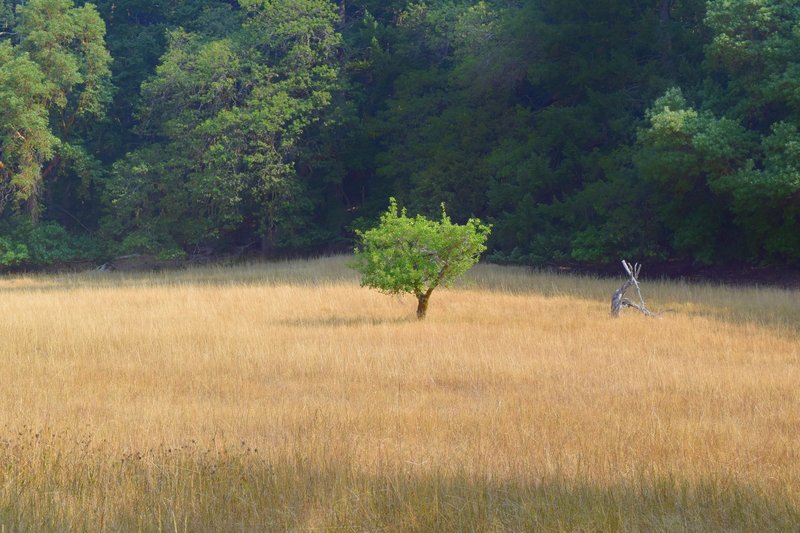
[701,0,800,262]
[106,0,343,255]
[633,88,753,263]
[626,0,800,264]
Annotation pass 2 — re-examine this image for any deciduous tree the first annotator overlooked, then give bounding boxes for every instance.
[0,0,111,222]
[352,197,490,319]
[107,0,342,254]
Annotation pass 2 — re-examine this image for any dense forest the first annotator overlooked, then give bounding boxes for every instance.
[1,0,799,268]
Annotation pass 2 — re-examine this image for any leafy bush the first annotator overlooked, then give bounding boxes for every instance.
[0,237,29,267]
[157,247,188,261]
[0,221,99,268]
[23,222,86,264]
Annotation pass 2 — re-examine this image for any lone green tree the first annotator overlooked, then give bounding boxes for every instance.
[352,198,490,319]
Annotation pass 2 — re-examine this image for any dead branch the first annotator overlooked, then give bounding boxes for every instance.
[611,260,658,318]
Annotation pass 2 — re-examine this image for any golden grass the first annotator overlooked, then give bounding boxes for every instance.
[0,255,798,531]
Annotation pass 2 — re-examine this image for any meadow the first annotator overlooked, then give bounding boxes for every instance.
[0,255,797,531]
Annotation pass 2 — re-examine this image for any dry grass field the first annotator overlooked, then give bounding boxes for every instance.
[0,255,797,531]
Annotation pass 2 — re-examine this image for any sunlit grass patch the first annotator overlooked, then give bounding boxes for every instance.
[0,256,797,530]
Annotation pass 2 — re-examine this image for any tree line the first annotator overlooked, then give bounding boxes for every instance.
[1,0,798,268]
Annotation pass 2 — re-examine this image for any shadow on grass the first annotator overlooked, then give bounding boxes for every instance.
[278,315,415,328]
[3,448,798,531]
[336,471,800,532]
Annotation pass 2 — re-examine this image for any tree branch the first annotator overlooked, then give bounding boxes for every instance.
[611,260,659,318]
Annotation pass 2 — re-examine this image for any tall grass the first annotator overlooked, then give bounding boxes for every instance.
[0,256,797,530]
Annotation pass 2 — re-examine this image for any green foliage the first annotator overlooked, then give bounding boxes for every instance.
[0,237,29,267]
[104,0,343,253]
[633,88,754,263]
[18,0,113,120]
[363,0,712,265]
[352,198,490,318]
[19,221,93,264]
[157,247,188,261]
[704,0,800,123]
[0,40,59,212]
[0,0,14,31]
[0,220,97,267]
[0,0,112,223]
[619,0,800,264]
[3,0,800,268]
[712,122,800,260]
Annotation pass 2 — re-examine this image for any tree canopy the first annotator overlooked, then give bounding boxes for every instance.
[0,0,798,269]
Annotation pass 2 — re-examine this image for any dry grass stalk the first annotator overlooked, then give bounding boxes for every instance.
[0,256,797,530]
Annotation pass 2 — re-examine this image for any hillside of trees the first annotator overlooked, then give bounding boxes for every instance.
[1,0,799,269]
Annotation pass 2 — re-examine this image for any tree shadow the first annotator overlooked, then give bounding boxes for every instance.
[277,315,415,328]
[96,453,800,530]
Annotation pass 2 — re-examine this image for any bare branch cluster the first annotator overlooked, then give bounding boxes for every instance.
[610,260,658,317]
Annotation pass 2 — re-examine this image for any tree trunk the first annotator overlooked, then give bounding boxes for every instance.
[610,278,635,317]
[416,289,433,319]
[260,224,277,255]
[25,186,40,224]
